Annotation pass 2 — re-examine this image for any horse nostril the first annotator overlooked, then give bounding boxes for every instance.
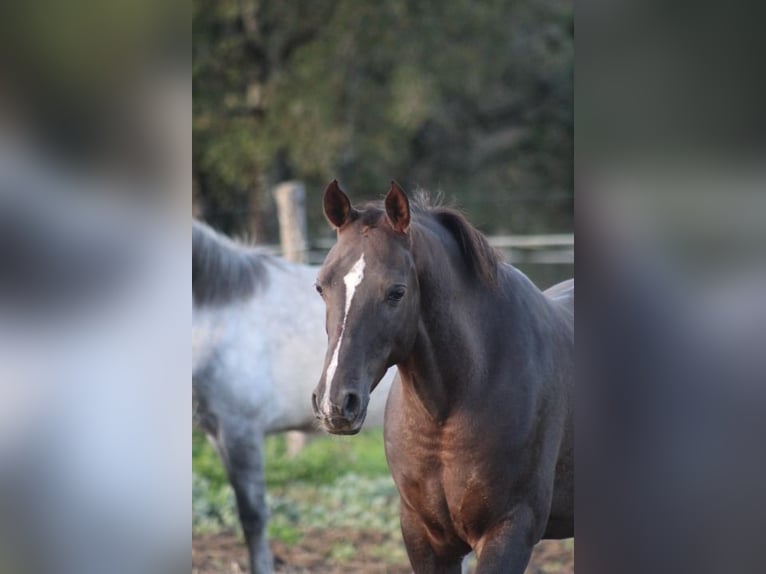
[311,392,319,415]
[343,391,360,419]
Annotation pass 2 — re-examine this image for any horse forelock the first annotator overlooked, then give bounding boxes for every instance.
[192,220,270,307]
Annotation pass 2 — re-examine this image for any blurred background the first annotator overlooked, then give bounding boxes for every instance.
[0,0,190,573]
[192,0,573,572]
[193,0,573,282]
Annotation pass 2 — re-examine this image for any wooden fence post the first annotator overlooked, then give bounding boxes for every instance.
[274,181,311,456]
[273,181,308,264]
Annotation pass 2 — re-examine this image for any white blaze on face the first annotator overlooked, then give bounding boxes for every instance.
[322,253,366,413]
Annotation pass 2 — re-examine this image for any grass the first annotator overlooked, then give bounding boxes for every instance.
[263,430,392,487]
[192,428,391,493]
[193,429,574,572]
[193,428,401,549]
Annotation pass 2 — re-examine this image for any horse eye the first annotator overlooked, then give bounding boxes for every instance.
[315,283,324,296]
[387,286,406,302]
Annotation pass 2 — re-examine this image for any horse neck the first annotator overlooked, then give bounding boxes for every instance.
[397,221,558,423]
[396,223,497,422]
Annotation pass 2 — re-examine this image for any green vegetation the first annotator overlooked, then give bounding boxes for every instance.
[193,429,574,570]
[193,430,239,533]
[193,0,573,240]
[193,429,401,549]
[263,430,392,487]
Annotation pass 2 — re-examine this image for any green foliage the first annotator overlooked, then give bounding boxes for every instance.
[329,541,356,562]
[193,0,573,238]
[193,429,228,491]
[193,428,397,543]
[266,473,401,546]
[193,430,240,532]
[193,471,241,533]
[264,430,391,487]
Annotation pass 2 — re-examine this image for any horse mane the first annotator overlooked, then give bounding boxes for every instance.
[426,205,501,288]
[192,220,270,307]
[361,191,502,288]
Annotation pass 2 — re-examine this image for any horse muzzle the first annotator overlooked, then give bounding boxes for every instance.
[311,388,368,435]
[321,418,364,435]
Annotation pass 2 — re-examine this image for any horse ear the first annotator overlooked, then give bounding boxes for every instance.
[323,180,353,229]
[385,180,411,234]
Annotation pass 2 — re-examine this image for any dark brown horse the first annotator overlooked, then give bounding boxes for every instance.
[311,181,573,573]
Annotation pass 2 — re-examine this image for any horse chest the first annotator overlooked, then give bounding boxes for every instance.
[386,420,500,549]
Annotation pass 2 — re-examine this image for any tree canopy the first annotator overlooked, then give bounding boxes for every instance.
[193,0,572,240]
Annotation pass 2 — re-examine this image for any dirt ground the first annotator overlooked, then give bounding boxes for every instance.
[192,530,574,573]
